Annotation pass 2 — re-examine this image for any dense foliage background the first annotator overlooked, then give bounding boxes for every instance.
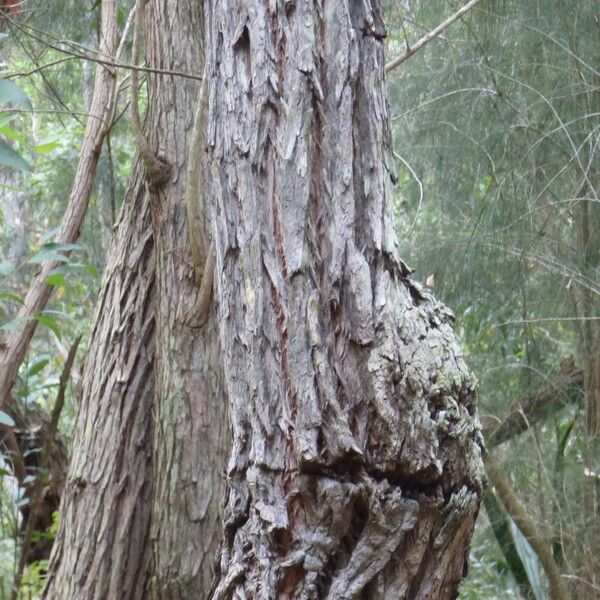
[0,1,598,597]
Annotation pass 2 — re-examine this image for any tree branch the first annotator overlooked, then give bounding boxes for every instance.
[131,0,171,186]
[386,0,484,73]
[0,0,117,412]
[483,364,583,448]
[185,70,215,327]
[5,16,202,82]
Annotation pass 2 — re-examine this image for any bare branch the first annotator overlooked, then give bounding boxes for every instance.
[386,0,484,73]
[6,16,202,82]
[483,364,583,447]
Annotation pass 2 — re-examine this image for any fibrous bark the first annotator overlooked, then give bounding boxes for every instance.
[42,164,155,600]
[206,1,483,598]
[142,0,229,596]
[44,1,229,596]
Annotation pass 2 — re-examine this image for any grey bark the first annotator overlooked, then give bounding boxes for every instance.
[206,1,484,598]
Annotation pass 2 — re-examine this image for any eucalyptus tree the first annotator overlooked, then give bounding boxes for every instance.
[4,0,484,598]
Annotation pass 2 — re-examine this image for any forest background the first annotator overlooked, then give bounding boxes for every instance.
[0,0,598,598]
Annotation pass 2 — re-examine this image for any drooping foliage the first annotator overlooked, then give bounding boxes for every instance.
[385,1,599,597]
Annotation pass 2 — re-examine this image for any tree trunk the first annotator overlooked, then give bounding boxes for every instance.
[43,1,229,598]
[42,163,156,599]
[1,171,28,270]
[206,1,483,598]
[576,166,600,600]
[142,0,229,596]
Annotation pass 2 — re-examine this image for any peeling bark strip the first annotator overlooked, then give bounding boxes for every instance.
[207,1,484,598]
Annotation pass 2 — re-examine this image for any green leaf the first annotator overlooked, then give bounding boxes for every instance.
[116,5,126,27]
[0,124,27,145]
[28,243,82,265]
[0,411,15,427]
[41,242,81,252]
[0,79,32,111]
[44,272,67,287]
[0,139,31,171]
[33,139,60,155]
[34,314,62,339]
[27,358,49,377]
[0,290,23,304]
[28,250,70,264]
[483,490,534,597]
[85,264,100,277]
[510,520,545,600]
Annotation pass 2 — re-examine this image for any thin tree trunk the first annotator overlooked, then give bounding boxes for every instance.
[576,169,600,600]
[206,1,483,598]
[2,171,27,270]
[42,163,156,599]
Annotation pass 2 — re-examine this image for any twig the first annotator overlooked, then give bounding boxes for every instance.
[5,17,202,82]
[386,0,484,73]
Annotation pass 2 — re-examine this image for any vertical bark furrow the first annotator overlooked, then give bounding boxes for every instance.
[208,1,483,598]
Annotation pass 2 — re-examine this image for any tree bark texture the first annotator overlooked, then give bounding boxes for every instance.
[142,0,229,596]
[42,163,156,600]
[206,1,484,598]
[44,1,229,597]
